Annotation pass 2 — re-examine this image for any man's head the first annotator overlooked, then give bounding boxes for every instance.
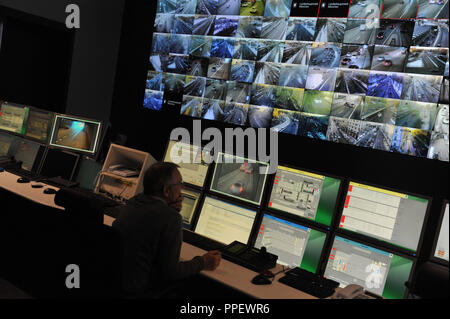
[143,162,184,212]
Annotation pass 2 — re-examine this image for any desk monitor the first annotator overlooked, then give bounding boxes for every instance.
[254,213,328,274]
[24,108,54,143]
[194,196,257,245]
[431,201,449,265]
[267,165,341,227]
[49,114,102,155]
[0,132,14,156]
[338,181,430,254]
[163,139,211,188]
[209,152,269,206]
[39,147,80,181]
[180,188,201,227]
[323,235,415,299]
[10,138,46,173]
[0,102,29,135]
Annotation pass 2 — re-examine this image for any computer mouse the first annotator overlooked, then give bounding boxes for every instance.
[17,177,30,183]
[251,274,272,285]
[43,188,57,195]
[31,184,44,189]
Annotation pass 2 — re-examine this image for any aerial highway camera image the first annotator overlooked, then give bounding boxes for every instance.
[433,104,449,134]
[176,0,198,14]
[374,19,414,47]
[390,126,430,157]
[334,69,369,95]
[240,0,266,16]
[154,14,174,33]
[367,71,403,99]
[361,96,399,124]
[261,17,288,39]
[248,105,274,128]
[301,90,333,115]
[428,131,449,161]
[412,19,449,48]
[217,0,242,15]
[164,73,186,98]
[234,39,259,61]
[254,62,281,85]
[440,78,449,103]
[381,0,420,19]
[278,64,308,88]
[305,67,338,92]
[237,16,262,38]
[356,122,394,151]
[326,117,361,145]
[189,36,212,57]
[395,100,438,131]
[330,93,364,119]
[343,18,378,45]
[286,17,317,41]
[184,76,207,97]
[169,34,191,55]
[193,15,216,35]
[146,71,165,92]
[166,54,189,74]
[371,45,408,73]
[264,0,293,17]
[340,45,373,70]
[211,153,268,204]
[204,79,227,100]
[152,33,170,54]
[417,0,449,19]
[173,15,194,34]
[157,0,177,13]
[202,98,226,121]
[187,56,209,77]
[210,37,235,58]
[250,83,277,107]
[405,47,449,76]
[348,0,383,18]
[181,95,204,117]
[226,81,251,103]
[257,40,285,63]
[223,102,249,125]
[230,59,256,83]
[401,74,442,103]
[275,86,304,111]
[310,42,342,68]
[213,15,239,37]
[143,90,164,111]
[298,114,329,140]
[54,119,97,151]
[313,18,346,43]
[282,41,311,65]
[271,109,301,134]
[207,57,232,79]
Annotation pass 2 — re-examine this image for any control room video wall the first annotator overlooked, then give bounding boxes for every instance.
[144,0,449,162]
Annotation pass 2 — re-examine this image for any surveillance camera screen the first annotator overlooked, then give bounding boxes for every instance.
[147,0,449,161]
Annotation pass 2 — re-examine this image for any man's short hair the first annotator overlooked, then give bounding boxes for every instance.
[143,162,180,195]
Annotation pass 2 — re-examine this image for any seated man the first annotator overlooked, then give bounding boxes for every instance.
[112,162,221,297]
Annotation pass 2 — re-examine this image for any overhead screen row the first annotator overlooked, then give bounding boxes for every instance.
[163,138,449,299]
[145,0,449,162]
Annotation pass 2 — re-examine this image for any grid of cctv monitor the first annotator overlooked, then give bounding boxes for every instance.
[0,100,103,180]
[163,138,449,299]
[146,0,450,162]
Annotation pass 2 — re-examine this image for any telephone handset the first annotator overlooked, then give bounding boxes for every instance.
[330,284,366,299]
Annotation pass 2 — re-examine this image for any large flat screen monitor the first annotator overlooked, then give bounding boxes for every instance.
[323,235,415,299]
[180,188,201,227]
[10,138,46,173]
[209,152,269,205]
[338,181,430,254]
[267,165,341,226]
[0,132,14,156]
[24,108,54,143]
[194,195,257,245]
[431,201,449,265]
[39,148,80,181]
[163,139,211,188]
[254,213,328,273]
[49,114,102,155]
[0,102,28,135]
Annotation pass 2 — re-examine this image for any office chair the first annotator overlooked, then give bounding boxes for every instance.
[405,261,449,299]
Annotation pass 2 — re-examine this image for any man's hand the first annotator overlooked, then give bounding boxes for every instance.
[202,250,222,271]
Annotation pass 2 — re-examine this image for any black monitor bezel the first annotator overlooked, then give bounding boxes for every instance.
[429,199,449,266]
[335,178,433,257]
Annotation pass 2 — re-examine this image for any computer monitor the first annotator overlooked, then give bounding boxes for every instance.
[338,181,430,254]
[209,152,269,206]
[39,147,80,181]
[163,139,211,188]
[180,188,201,227]
[0,101,29,135]
[10,138,46,173]
[254,213,328,273]
[431,201,449,265]
[24,108,54,143]
[0,132,14,156]
[267,165,342,227]
[194,196,257,245]
[49,114,102,155]
[323,235,415,299]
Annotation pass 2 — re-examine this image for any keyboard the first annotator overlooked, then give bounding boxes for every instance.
[183,230,225,251]
[278,267,339,299]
